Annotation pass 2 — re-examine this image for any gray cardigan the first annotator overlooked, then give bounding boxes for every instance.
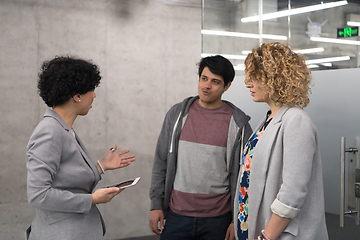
[149,96,252,218]
[26,109,105,240]
[234,106,328,240]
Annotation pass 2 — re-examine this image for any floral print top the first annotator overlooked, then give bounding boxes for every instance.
[237,115,272,240]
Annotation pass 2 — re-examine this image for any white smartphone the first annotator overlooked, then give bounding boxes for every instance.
[107,177,141,189]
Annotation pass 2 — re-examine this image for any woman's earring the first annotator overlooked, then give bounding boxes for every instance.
[78,100,81,102]
[271,97,279,106]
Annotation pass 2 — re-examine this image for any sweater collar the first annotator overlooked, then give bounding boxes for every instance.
[180,96,251,128]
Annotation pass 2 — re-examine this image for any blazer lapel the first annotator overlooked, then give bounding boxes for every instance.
[73,131,101,184]
[248,106,290,238]
[44,109,101,187]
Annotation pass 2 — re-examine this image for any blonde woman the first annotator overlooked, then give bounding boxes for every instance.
[235,42,328,240]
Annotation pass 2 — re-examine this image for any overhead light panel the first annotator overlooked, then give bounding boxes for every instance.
[241,51,252,55]
[201,53,247,60]
[347,21,360,27]
[293,47,324,54]
[308,64,319,69]
[307,63,332,69]
[310,37,360,45]
[346,14,360,27]
[234,60,338,71]
[233,57,344,71]
[234,64,245,71]
[201,30,287,40]
[306,56,350,65]
[241,48,324,55]
[241,1,348,22]
[321,63,332,67]
[203,48,325,62]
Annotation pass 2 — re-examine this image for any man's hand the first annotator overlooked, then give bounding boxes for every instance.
[225,222,235,240]
[149,210,164,236]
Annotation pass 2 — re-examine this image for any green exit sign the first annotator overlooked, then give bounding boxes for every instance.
[337,27,358,38]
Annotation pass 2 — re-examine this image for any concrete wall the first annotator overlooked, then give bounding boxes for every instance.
[0,0,201,239]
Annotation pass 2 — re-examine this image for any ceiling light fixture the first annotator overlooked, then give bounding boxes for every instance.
[307,64,319,68]
[310,36,360,45]
[306,56,350,65]
[201,29,287,40]
[241,47,324,56]
[241,47,325,55]
[234,64,245,71]
[293,47,325,54]
[321,63,332,67]
[241,1,348,23]
[347,21,360,27]
[233,59,341,71]
[234,62,336,71]
[203,47,325,61]
[201,53,247,60]
[307,63,332,69]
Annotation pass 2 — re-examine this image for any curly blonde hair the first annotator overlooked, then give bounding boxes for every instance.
[244,42,312,108]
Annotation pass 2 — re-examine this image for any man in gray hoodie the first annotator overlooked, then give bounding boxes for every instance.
[149,55,252,240]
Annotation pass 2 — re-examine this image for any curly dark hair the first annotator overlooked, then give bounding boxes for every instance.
[38,56,101,108]
[245,42,312,108]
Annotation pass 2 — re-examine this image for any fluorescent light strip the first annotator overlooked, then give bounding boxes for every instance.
[321,63,332,67]
[201,53,247,60]
[201,29,287,40]
[235,58,340,71]
[293,47,324,54]
[241,1,348,22]
[242,47,324,55]
[306,56,350,65]
[310,37,360,45]
[347,21,360,27]
[204,47,324,60]
[308,63,332,69]
[234,64,245,71]
[308,64,319,68]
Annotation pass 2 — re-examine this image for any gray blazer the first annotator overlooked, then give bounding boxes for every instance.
[235,106,328,240]
[26,109,105,240]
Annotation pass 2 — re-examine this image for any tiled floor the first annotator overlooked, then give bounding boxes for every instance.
[118,213,360,240]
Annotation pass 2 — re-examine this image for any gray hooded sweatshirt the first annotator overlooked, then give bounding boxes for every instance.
[149,96,252,219]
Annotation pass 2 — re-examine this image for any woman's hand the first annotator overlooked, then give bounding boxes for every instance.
[92,187,123,205]
[98,144,136,172]
[262,213,291,240]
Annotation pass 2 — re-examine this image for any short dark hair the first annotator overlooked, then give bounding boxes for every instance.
[38,56,101,108]
[198,55,235,87]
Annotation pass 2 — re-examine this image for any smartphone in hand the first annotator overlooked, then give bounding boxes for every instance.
[107,177,141,189]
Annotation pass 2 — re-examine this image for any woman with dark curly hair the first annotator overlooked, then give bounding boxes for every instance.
[26,56,136,240]
[234,42,328,240]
